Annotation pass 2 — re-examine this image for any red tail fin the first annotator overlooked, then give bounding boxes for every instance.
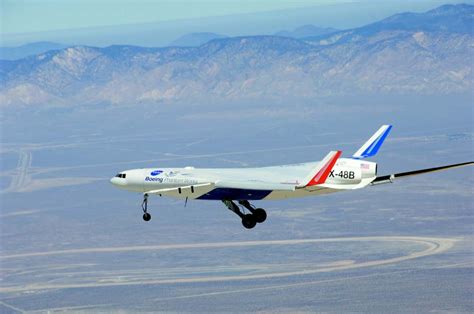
[305,151,342,187]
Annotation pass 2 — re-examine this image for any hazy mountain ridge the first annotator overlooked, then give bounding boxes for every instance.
[275,25,339,39]
[169,32,228,47]
[304,3,473,45]
[0,42,70,61]
[1,4,472,107]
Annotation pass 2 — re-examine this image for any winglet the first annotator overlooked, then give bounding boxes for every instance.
[303,151,342,187]
[352,125,392,159]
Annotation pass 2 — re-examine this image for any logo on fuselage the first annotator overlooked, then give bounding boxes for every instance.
[145,176,163,182]
[150,170,163,176]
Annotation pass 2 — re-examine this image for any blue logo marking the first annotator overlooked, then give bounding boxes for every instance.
[150,170,163,176]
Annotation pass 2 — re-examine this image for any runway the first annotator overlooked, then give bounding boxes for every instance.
[4,149,32,192]
[0,236,456,293]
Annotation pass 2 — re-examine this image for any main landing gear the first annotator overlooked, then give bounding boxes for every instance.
[142,193,151,221]
[222,200,267,229]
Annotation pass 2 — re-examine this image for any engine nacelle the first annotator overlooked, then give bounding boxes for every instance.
[325,158,377,185]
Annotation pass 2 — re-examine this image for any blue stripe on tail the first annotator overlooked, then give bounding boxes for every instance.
[360,125,392,158]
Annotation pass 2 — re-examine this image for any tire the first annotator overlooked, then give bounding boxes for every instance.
[253,208,267,223]
[241,214,257,229]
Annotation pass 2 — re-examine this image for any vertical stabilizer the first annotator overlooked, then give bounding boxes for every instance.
[300,151,342,187]
[352,125,392,159]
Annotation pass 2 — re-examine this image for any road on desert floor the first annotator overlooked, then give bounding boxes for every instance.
[0,236,456,293]
[4,149,32,192]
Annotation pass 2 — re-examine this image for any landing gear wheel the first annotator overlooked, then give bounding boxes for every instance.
[143,212,151,221]
[253,208,267,223]
[241,214,257,229]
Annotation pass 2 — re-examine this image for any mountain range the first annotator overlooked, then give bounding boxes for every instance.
[168,32,228,47]
[0,42,70,61]
[0,26,335,59]
[167,25,338,47]
[275,25,338,39]
[0,4,472,107]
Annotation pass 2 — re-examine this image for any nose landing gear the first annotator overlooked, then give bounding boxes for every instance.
[142,193,151,221]
[222,200,267,229]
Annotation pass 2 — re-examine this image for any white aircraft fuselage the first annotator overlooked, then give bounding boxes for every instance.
[110,158,377,201]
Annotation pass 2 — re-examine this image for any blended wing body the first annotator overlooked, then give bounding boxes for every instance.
[144,151,345,200]
[110,125,473,228]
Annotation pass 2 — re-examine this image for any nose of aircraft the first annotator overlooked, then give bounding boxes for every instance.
[110,176,126,187]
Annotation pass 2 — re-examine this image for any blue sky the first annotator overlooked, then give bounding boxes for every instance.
[2,0,472,46]
[2,0,471,34]
[3,0,351,34]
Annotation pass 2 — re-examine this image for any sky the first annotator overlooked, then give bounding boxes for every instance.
[2,0,352,34]
[1,0,472,46]
[2,0,470,34]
